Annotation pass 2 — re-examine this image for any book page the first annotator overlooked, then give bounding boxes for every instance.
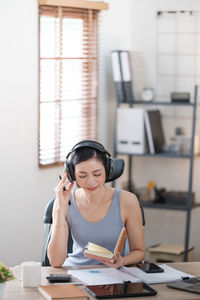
[86,242,113,255]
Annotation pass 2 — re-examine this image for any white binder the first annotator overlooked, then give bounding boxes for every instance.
[144,111,155,154]
[116,108,146,154]
[111,50,134,104]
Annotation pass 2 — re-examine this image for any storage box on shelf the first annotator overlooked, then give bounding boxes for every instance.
[148,244,194,263]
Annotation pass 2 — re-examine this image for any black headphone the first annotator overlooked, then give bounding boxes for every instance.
[65,140,114,183]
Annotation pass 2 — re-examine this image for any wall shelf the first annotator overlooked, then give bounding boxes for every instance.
[116,152,193,159]
[114,85,198,262]
[132,101,194,106]
[140,201,200,211]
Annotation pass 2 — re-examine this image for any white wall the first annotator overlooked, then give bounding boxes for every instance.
[0,0,63,266]
[0,0,200,266]
[104,0,200,260]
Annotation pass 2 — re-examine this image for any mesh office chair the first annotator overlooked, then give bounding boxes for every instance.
[42,158,145,266]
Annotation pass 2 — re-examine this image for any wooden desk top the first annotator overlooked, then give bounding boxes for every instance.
[3,262,200,300]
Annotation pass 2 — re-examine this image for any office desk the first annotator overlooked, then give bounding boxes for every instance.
[3,262,200,300]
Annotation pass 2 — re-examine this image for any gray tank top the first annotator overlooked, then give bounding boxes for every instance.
[64,188,125,266]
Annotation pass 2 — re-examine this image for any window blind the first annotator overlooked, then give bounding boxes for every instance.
[39,5,99,166]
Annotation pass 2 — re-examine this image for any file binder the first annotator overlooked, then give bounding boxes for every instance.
[145,110,165,153]
[144,111,155,154]
[111,50,134,104]
[116,108,146,154]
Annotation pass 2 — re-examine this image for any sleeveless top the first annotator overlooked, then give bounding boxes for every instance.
[63,188,125,266]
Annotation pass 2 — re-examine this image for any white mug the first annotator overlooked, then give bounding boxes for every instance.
[21,261,41,287]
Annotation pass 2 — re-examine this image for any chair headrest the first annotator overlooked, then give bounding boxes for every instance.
[107,158,124,183]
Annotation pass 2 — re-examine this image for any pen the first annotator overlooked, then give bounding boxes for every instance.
[59,175,66,191]
[59,175,71,206]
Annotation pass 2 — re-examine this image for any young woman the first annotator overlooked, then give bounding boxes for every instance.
[47,140,145,268]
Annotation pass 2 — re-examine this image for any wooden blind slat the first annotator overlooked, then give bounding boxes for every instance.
[39,3,99,166]
[39,0,108,11]
[39,5,100,15]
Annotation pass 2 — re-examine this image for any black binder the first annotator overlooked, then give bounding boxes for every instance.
[145,110,165,153]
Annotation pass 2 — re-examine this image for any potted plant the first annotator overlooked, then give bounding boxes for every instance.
[0,262,15,299]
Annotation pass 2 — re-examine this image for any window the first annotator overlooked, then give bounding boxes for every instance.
[38,1,107,167]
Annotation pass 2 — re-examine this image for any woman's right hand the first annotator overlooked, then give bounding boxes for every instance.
[54,171,74,210]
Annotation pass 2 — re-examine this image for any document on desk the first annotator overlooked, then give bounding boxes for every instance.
[68,268,140,285]
[69,265,194,285]
[121,264,194,284]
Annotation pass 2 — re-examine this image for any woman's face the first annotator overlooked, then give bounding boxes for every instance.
[74,157,106,192]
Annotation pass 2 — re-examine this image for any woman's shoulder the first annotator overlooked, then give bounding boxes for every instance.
[119,189,139,207]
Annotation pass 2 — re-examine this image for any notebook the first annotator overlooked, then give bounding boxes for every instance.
[167,277,200,294]
[38,284,89,300]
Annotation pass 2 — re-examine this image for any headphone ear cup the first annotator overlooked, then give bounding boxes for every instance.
[65,160,75,182]
[105,157,114,182]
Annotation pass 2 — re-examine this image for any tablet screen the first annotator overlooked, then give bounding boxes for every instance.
[85,282,157,298]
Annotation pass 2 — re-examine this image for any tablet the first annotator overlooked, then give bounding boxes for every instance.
[85,282,157,298]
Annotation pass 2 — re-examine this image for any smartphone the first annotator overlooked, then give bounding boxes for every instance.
[136,263,164,273]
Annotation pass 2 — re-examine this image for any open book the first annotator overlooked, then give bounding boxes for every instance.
[84,227,127,262]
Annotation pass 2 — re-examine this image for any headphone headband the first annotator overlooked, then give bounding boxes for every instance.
[65,140,113,182]
[66,140,111,159]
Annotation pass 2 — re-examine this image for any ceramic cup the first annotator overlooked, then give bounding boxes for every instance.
[21,261,41,288]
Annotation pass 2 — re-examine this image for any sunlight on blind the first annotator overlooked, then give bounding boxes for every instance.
[39,7,98,166]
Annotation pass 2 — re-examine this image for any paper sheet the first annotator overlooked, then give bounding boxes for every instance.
[122,264,194,284]
[68,267,140,285]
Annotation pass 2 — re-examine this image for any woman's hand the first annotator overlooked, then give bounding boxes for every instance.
[98,253,124,269]
[54,171,74,210]
[49,170,73,267]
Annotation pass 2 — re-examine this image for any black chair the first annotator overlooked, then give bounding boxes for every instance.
[42,198,73,266]
[42,158,145,266]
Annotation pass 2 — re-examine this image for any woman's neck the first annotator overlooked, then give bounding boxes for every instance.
[81,186,107,205]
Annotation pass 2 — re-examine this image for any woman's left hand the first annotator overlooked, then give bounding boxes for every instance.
[98,252,124,269]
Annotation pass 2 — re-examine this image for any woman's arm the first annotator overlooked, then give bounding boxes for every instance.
[99,190,145,268]
[121,190,145,266]
[47,172,74,267]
